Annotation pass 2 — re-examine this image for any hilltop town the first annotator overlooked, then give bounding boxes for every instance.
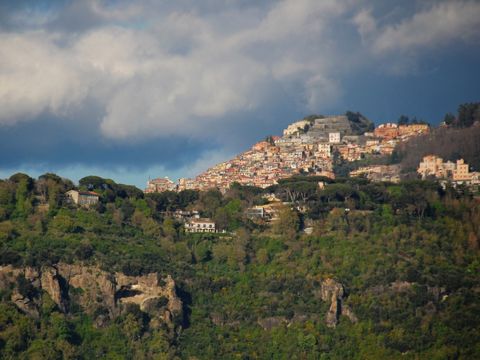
[146,113,430,193]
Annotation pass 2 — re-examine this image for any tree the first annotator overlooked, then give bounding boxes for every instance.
[197,189,223,217]
[345,111,374,134]
[443,113,455,125]
[14,178,33,218]
[273,206,300,239]
[456,102,480,128]
[397,115,410,125]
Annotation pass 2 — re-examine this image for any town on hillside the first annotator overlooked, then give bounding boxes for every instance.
[146,114,431,193]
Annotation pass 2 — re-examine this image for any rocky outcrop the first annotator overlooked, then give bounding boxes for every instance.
[116,272,182,327]
[56,263,118,317]
[257,316,288,330]
[315,278,357,328]
[0,264,183,330]
[40,266,68,312]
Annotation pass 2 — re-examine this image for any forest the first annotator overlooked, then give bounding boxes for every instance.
[0,168,479,359]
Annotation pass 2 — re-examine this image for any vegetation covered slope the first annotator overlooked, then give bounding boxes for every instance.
[0,172,479,359]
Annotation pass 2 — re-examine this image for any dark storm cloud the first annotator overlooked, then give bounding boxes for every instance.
[0,115,212,171]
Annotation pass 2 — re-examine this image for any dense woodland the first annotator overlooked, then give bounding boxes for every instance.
[0,168,479,359]
[0,103,479,358]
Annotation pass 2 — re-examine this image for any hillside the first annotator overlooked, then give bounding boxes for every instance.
[395,123,480,173]
[147,111,411,193]
[0,172,479,358]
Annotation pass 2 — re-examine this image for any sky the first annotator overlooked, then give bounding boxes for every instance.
[1,0,479,188]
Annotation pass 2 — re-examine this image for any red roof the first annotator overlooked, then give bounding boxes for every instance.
[79,191,100,196]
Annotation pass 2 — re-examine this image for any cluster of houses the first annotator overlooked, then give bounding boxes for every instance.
[417,155,480,186]
[349,165,401,183]
[145,116,429,193]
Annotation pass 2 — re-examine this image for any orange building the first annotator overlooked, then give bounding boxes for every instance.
[374,123,399,140]
[453,159,471,181]
[398,124,429,136]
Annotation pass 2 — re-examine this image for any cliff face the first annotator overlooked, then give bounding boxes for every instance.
[0,264,183,329]
[316,278,358,328]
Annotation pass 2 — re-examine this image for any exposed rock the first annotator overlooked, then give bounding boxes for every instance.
[40,266,67,312]
[11,290,39,318]
[0,263,183,331]
[342,305,358,323]
[116,273,182,326]
[315,278,357,328]
[390,281,414,293]
[210,312,225,326]
[257,316,288,330]
[0,265,18,288]
[57,263,117,316]
[290,313,309,324]
[325,297,340,327]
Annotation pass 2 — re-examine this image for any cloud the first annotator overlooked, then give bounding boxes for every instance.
[0,0,350,142]
[0,32,90,124]
[2,0,479,184]
[371,1,480,54]
[352,9,376,43]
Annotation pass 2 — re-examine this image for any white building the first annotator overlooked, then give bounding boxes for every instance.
[185,218,216,233]
[145,177,176,193]
[283,120,311,136]
[329,132,341,144]
[66,190,100,206]
[317,143,332,158]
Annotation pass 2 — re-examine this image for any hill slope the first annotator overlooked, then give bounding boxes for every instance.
[0,173,479,358]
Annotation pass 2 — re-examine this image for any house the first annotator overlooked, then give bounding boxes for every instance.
[145,177,176,193]
[283,120,311,136]
[328,132,341,144]
[317,143,331,158]
[417,156,475,183]
[173,210,200,221]
[66,190,100,206]
[453,159,472,181]
[246,206,265,219]
[398,124,429,137]
[374,123,399,140]
[185,218,216,233]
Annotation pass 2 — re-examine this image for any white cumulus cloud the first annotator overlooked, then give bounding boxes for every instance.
[372,1,480,54]
[0,0,351,141]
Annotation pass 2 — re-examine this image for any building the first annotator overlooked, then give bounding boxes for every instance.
[374,123,399,140]
[283,120,311,136]
[144,115,429,194]
[173,210,200,221]
[317,143,331,158]
[246,206,265,219]
[328,132,341,144]
[417,155,454,179]
[66,190,100,206]
[252,141,272,152]
[350,165,400,183]
[453,159,472,181]
[398,124,429,137]
[417,156,474,182]
[185,218,216,233]
[145,177,176,193]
